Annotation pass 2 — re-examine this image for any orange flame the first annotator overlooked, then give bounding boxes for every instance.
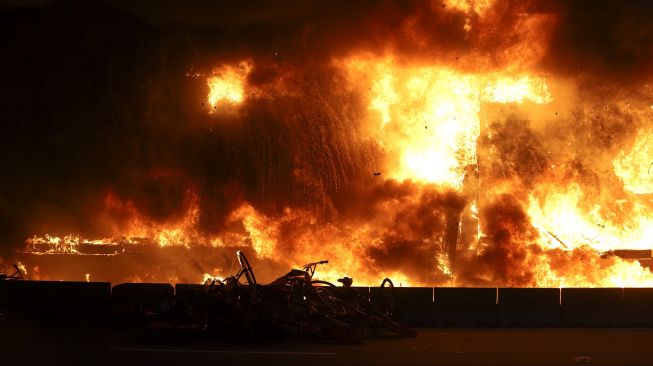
[343,56,551,189]
[19,6,653,288]
[206,60,252,113]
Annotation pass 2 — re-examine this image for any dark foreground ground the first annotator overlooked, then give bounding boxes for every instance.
[2,317,653,366]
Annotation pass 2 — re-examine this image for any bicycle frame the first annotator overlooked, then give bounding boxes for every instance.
[0,264,23,280]
[301,260,328,280]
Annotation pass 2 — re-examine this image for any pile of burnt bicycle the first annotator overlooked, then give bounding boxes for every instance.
[150,251,416,343]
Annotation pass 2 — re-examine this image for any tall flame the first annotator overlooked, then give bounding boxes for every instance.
[17,4,653,289]
[613,130,653,194]
[344,56,551,189]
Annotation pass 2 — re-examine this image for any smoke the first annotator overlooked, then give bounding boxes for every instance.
[540,0,653,83]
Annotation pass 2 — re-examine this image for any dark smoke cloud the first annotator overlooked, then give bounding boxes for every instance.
[539,0,653,82]
[479,115,548,188]
[457,194,540,286]
[363,183,466,283]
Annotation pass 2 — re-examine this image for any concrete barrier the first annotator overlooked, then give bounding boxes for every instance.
[561,288,623,326]
[174,283,210,310]
[623,288,653,326]
[375,287,433,326]
[175,283,206,296]
[0,280,111,320]
[112,283,174,319]
[4,282,651,328]
[0,280,24,312]
[435,287,497,327]
[498,288,560,327]
[331,286,370,301]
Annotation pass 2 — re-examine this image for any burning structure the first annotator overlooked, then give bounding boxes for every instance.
[3,0,653,287]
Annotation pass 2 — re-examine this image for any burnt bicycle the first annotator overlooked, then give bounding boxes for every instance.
[0,264,24,281]
[151,251,415,342]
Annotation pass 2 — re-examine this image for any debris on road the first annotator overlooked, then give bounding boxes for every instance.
[149,251,416,343]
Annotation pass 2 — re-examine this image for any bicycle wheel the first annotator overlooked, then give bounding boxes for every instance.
[378,278,395,317]
[236,251,257,286]
[310,280,347,315]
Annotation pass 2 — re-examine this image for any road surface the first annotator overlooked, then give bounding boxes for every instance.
[2,318,653,365]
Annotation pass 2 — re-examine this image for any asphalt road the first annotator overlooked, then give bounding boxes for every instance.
[3,319,653,366]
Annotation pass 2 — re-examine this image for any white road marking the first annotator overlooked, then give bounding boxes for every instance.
[107,347,337,356]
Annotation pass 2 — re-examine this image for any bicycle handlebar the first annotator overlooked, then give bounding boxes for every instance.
[302,260,329,269]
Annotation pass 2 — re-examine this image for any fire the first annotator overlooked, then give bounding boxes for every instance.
[344,56,551,189]
[16,262,27,276]
[24,190,214,258]
[528,183,653,252]
[25,234,122,255]
[444,0,494,14]
[228,203,279,259]
[528,252,653,288]
[613,130,653,194]
[15,3,653,289]
[225,203,394,285]
[104,190,206,248]
[201,273,224,285]
[23,58,653,288]
[206,60,252,113]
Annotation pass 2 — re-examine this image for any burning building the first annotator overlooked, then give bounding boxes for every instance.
[3,0,653,287]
